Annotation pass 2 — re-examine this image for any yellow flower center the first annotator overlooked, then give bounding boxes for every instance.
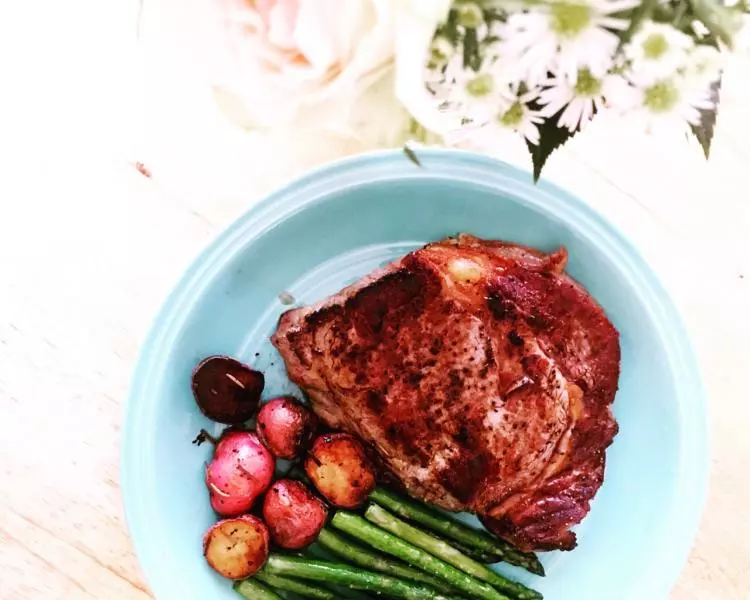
[643,33,669,59]
[550,3,592,38]
[456,3,484,28]
[574,69,602,97]
[466,74,494,97]
[499,102,525,127]
[643,81,680,112]
[429,37,453,65]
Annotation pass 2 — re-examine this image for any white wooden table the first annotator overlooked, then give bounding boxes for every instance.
[1,2,749,598]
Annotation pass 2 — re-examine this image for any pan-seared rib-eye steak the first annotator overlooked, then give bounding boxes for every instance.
[272,234,620,551]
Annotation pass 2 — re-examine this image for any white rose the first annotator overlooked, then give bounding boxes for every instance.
[147,0,450,139]
[136,0,453,205]
[175,0,400,136]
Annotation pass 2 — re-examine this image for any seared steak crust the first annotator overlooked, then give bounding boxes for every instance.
[272,234,620,551]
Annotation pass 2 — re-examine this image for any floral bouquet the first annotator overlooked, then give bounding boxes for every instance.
[144,0,749,180]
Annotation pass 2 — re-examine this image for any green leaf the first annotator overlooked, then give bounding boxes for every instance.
[437,9,461,46]
[462,28,481,71]
[524,95,589,182]
[690,77,722,159]
[525,122,577,182]
[403,144,423,168]
[524,90,599,181]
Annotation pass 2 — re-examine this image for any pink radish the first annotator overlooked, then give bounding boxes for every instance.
[257,396,318,460]
[262,479,328,549]
[205,430,275,516]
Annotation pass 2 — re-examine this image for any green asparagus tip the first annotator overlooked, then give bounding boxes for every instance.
[370,486,545,577]
[364,503,542,600]
[527,558,545,577]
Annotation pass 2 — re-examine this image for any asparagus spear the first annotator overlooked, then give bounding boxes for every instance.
[369,487,545,576]
[331,511,512,600]
[447,539,503,564]
[234,578,284,600]
[264,554,460,600]
[317,527,457,594]
[304,545,378,600]
[366,504,541,600]
[255,570,336,599]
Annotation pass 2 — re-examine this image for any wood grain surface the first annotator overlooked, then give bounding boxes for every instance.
[1,2,749,599]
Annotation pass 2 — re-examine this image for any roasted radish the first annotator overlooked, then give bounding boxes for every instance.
[304,433,376,509]
[192,355,264,424]
[257,396,318,459]
[262,479,328,549]
[203,515,269,579]
[206,430,275,516]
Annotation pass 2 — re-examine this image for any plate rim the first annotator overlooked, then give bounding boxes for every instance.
[122,148,708,600]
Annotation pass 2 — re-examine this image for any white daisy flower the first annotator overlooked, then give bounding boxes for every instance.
[492,82,545,144]
[625,74,715,135]
[429,36,456,67]
[495,100,545,144]
[537,68,625,131]
[498,81,542,107]
[449,98,544,149]
[684,44,723,87]
[443,58,507,124]
[496,0,640,86]
[625,21,694,82]
[439,79,543,147]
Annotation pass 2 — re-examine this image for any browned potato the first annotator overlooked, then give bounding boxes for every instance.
[304,433,376,508]
[203,515,269,580]
[192,355,264,424]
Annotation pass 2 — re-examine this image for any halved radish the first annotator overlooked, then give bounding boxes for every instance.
[203,515,269,579]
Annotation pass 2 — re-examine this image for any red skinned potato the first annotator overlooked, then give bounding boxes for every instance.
[206,431,275,516]
[203,515,269,579]
[192,355,264,424]
[262,479,328,549]
[304,433,376,509]
[257,396,318,459]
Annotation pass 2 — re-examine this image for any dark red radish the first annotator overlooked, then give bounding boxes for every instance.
[203,515,269,579]
[262,479,328,549]
[192,355,264,424]
[304,433,376,509]
[257,396,318,459]
[206,431,275,516]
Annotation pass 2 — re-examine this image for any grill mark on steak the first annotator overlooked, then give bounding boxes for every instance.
[272,234,620,551]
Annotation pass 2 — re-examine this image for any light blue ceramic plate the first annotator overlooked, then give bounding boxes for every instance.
[123,149,708,600]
